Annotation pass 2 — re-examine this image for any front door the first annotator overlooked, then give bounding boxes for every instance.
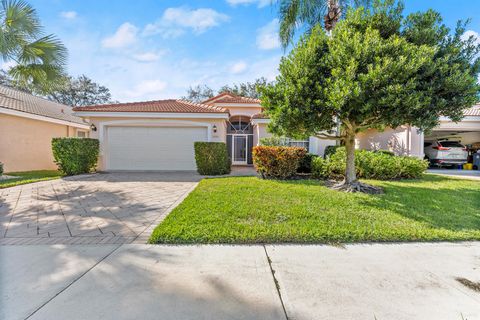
[232,135,248,165]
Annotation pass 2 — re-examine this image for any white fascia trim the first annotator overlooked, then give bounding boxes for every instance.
[73,111,229,119]
[438,116,480,122]
[0,107,90,129]
[214,103,261,108]
[251,119,270,125]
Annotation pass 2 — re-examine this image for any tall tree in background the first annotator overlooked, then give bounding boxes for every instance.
[184,78,269,102]
[261,1,480,193]
[219,77,268,99]
[47,75,113,107]
[183,84,215,103]
[278,0,370,46]
[0,0,67,93]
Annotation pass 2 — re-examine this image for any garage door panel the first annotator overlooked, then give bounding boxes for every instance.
[106,126,207,171]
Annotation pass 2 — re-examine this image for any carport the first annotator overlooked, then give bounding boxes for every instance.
[424,105,480,168]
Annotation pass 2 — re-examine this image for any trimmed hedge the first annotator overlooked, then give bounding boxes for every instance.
[52,138,99,175]
[253,146,307,179]
[312,147,428,180]
[194,142,230,175]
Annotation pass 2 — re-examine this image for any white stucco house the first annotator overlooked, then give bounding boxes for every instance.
[72,92,480,171]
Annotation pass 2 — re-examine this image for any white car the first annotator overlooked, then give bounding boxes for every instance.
[424,140,468,167]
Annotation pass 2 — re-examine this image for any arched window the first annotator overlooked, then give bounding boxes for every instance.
[227,116,253,134]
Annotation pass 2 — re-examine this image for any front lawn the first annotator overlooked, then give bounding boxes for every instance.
[149,175,480,244]
[0,170,63,189]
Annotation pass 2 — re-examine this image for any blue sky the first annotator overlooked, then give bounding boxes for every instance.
[18,0,480,102]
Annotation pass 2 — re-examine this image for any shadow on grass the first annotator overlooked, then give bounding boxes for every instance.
[358,175,480,232]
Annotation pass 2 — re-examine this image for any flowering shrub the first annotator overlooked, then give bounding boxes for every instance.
[253,146,306,179]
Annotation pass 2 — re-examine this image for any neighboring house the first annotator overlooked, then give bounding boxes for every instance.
[72,92,480,171]
[0,85,90,172]
[356,104,480,158]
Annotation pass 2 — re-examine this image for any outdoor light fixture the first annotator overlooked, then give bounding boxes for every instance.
[90,123,97,132]
[212,125,217,133]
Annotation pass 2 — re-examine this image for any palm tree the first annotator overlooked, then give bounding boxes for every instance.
[278,0,371,47]
[0,0,67,93]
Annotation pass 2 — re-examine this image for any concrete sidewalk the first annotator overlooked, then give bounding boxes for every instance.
[1,243,479,320]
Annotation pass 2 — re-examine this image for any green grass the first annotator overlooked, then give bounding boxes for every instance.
[0,170,63,189]
[149,175,480,244]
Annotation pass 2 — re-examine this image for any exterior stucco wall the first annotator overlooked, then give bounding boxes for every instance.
[85,116,226,171]
[0,114,81,172]
[355,126,424,158]
[309,137,337,156]
[223,106,263,117]
[254,123,272,146]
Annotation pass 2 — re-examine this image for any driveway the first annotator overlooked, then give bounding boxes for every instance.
[2,243,479,320]
[0,172,201,245]
[428,168,480,180]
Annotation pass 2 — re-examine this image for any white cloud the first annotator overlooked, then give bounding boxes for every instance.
[256,19,280,50]
[462,30,480,46]
[144,7,230,38]
[132,52,163,63]
[230,61,248,74]
[102,22,138,48]
[125,80,167,98]
[226,0,271,8]
[60,11,77,19]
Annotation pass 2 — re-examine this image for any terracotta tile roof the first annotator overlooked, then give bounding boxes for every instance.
[73,99,228,114]
[0,85,86,125]
[464,104,480,116]
[202,92,261,105]
[251,113,269,119]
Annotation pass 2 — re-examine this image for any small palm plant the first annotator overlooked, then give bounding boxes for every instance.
[0,0,67,92]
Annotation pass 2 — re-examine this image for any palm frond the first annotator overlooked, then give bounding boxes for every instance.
[9,63,66,93]
[18,34,67,65]
[277,0,373,47]
[1,0,42,37]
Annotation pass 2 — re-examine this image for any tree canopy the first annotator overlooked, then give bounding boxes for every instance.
[260,0,480,191]
[47,75,113,107]
[183,78,269,102]
[0,0,67,93]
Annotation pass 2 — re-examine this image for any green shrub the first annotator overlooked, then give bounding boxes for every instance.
[311,157,329,179]
[0,162,3,176]
[253,146,306,179]
[194,142,230,175]
[52,138,99,175]
[315,147,428,180]
[259,136,288,146]
[374,149,395,156]
[324,145,341,158]
[298,153,317,173]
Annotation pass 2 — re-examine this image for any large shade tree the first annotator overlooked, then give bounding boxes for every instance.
[260,0,480,192]
[0,0,67,93]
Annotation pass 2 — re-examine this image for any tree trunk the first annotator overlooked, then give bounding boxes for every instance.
[330,131,383,194]
[325,0,341,32]
[344,133,357,184]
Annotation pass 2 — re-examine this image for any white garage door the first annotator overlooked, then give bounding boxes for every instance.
[106,126,207,171]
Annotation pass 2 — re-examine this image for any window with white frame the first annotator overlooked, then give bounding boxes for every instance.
[76,130,87,138]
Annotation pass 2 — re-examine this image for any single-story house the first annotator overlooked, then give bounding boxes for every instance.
[72,92,480,171]
[0,85,90,172]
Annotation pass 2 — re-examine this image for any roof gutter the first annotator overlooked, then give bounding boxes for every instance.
[73,111,230,119]
[0,107,90,129]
